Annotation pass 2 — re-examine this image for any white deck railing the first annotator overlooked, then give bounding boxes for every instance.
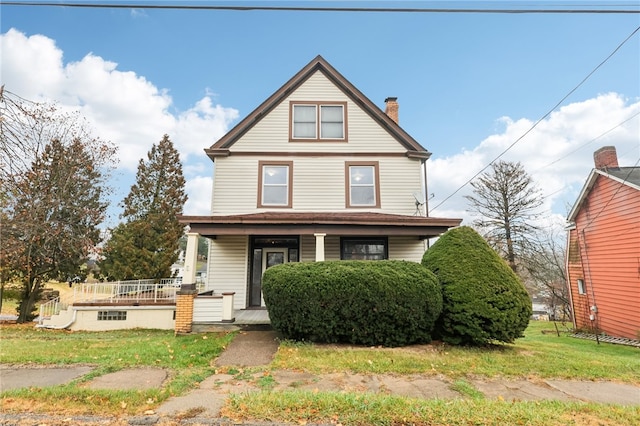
[38,278,204,324]
[38,297,68,324]
[74,278,186,303]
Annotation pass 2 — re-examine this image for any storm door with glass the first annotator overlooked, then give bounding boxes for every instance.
[249,236,299,307]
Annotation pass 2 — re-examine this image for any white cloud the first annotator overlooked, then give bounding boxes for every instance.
[428,93,640,226]
[184,176,214,216]
[1,28,238,219]
[3,29,637,228]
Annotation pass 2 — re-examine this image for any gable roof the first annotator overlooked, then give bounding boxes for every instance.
[567,166,640,221]
[205,55,430,160]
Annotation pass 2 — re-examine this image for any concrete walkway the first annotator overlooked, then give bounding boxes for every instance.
[2,329,640,424]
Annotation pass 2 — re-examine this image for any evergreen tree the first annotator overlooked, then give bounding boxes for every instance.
[101,135,187,280]
[422,226,532,346]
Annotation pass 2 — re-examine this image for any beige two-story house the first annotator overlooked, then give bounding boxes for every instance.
[180,55,461,311]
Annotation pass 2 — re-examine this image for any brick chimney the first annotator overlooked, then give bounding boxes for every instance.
[384,97,399,124]
[593,146,619,170]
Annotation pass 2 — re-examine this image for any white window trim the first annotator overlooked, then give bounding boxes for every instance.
[577,279,586,295]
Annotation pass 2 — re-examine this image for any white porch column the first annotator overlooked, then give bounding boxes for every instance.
[183,232,199,285]
[314,233,326,262]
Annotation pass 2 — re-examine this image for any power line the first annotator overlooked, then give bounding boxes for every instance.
[430,25,640,213]
[1,1,639,13]
[582,156,640,230]
[532,111,640,173]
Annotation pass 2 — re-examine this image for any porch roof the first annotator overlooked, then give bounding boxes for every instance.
[179,212,461,239]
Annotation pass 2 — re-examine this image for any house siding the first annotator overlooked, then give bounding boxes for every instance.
[388,236,428,262]
[566,228,590,331]
[212,155,423,215]
[571,175,640,340]
[231,72,407,154]
[207,235,249,310]
[210,70,424,216]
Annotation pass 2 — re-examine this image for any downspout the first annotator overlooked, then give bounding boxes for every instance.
[422,159,429,217]
[422,158,430,250]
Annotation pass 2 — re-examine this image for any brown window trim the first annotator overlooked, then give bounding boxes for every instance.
[257,160,293,208]
[289,101,348,142]
[345,161,381,208]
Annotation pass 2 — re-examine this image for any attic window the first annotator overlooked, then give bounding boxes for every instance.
[290,102,347,141]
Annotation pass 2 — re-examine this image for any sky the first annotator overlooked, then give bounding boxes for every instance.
[1,1,639,231]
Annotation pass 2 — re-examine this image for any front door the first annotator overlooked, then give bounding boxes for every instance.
[249,237,298,308]
[257,248,287,307]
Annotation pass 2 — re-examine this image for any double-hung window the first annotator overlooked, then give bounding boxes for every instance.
[346,161,380,208]
[258,161,293,208]
[290,102,347,141]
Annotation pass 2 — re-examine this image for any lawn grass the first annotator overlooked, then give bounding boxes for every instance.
[223,391,640,426]
[271,321,640,384]
[0,323,234,415]
[228,321,640,426]
[1,320,639,425]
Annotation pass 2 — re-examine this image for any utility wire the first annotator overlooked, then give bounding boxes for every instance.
[430,24,640,213]
[581,156,640,230]
[1,1,639,13]
[532,111,640,173]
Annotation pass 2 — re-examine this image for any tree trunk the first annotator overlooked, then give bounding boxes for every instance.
[17,277,41,323]
[503,218,517,272]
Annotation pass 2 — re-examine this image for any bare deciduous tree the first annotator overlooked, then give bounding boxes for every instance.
[520,228,572,321]
[0,88,117,322]
[465,160,543,272]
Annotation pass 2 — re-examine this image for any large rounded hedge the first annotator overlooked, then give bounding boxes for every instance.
[421,226,532,345]
[262,260,442,347]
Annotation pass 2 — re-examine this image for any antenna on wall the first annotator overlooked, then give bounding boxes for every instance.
[412,191,426,216]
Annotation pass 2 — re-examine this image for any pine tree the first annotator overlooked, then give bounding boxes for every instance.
[101,135,187,280]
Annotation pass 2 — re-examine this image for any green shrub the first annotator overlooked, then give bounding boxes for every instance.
[421,226,532,346]
[262,260,442,347]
